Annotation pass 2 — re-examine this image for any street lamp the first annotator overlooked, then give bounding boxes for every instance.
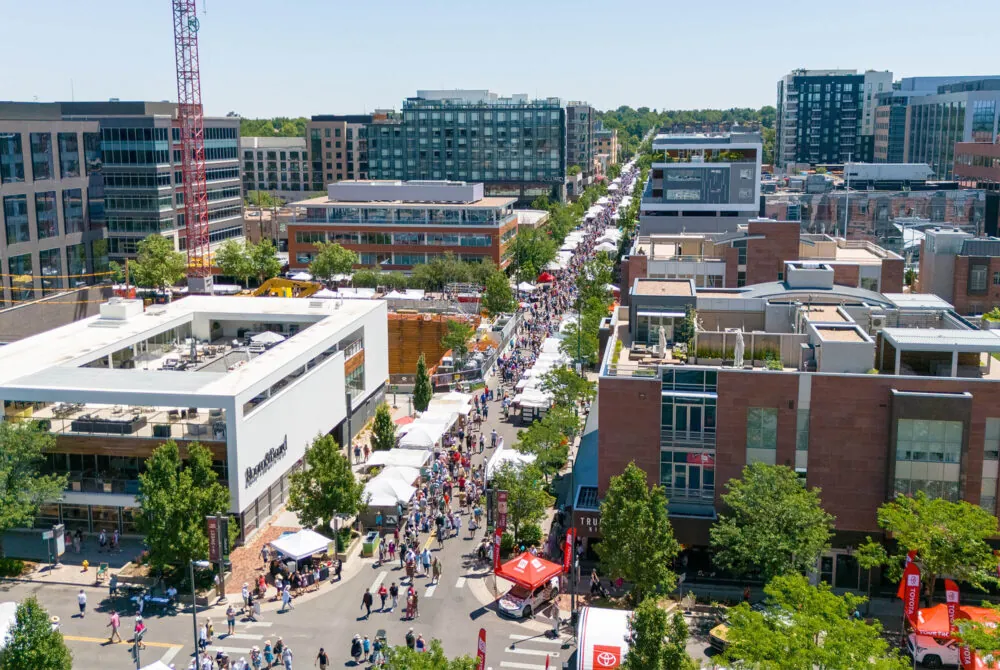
[189,559,211,661]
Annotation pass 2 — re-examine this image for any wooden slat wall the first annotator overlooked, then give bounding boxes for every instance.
[50,434,227,461]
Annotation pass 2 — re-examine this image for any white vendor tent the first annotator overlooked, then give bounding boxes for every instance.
[486,444,537,479]
[398,426,436,449]
[365,448,431,470]
[427,391,473,415]
[312,288,339,299]
[577,606,633,670]
[540,337,564,354]
[363,475,416,507]
[378,466,421,486]
[269,528,334,562]
[337,287,377,299]
[594,241,617,253]
[517,282,536,292]
[289,271,312,281]
[385,289,426,300]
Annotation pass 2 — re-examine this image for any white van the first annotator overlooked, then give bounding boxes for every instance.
[498,577,559,619]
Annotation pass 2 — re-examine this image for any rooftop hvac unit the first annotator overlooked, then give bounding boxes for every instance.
[870,314,887,333]
[309,301,324,309]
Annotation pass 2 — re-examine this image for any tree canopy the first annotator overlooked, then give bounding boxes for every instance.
[309,242,358,282]
[710,462,834,582]
[597,462,680,604]
[482,270,516,317]
[135,440,233,573]
[0,596,72,670]
[239,117,307,138]
[877,491,999,600]
[441,319,475,363]
[413,353,433,412]
[513,406,576,481]
[371,403,396,452]
[0,422,66,551]
[721,574,908,670]
[214,238,281,287]
[384,639,476,669]
[287,434,365,531]
[129,234,187,291]
[624,598,696,670]
[540,365,595,409]
[490,462,553,543]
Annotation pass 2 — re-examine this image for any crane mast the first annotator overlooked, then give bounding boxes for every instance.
[172,0,212,292]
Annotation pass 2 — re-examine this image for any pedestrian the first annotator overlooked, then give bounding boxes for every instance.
[281,584,294,612]
[389,582,399,612]
[353,443,361,464]
[405,628,415,649]
[491,429,498,449]
[264,640,275,669]
[227,604,237,635]
[334,558,342,582]
[743,585,751,602]
[281,645,293,670]
[363,444,371,462]
[250,646,263,670]
[431,557,442,585]
[242,582,251,612]
[361,588,373,618]
[274,638,286,664]
[350,635,362,664]
[316,647,329,670]
[416,634,426,652]
[362,635,371,662]
[77,589,87,618]
[206,618,214,643]
[378,583,388,611]
[98,528,107,553]
[107,610,121,643]
[260,545,270,569]
[199,622,208,650]
[134,616,146,650]
[112,528,120,554]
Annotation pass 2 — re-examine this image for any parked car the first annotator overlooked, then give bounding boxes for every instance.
[907,633,959,669]
[709,603,789,652]
[497,578,559,619]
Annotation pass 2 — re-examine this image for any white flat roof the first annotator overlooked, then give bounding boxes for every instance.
[882,327,1000,353]
[0,296,382,398]
[883,293,955,311]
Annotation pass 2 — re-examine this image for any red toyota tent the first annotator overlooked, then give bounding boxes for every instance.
[913,603,1000,637]
[495,552,563,590]
[536,272,556,284]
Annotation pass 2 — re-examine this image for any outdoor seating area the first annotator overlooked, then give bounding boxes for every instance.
[29,403,227,442]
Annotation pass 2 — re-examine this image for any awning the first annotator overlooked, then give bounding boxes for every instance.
[269,529,334,562]
[495,552,563,590]
[636,310,685,318]
[378,466,421,487]
[398,427,436,449]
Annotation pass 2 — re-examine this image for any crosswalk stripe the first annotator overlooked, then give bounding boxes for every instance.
[224,633,264,640]
[425,584,437,598]
[159,646,181,665]
[508,648,560,658]
[499,662,549,670]
[369,570,388,593]
[508,634,564,645]
[455,577,467,589]
[243,621,273,628]
[210,645,253,655]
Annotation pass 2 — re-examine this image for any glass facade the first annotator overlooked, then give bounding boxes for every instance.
[0,131,25,183]
[893,418,963,501]
[66,243,87,284]
[30,132,53,180]
[784,74,863,164]
[746,407,778,465]
[659,368,718,512]
[62,188,85,234]
[907,100,968,179]
[34,191,59,239]
[39,248,63,295]
[972,100,997,143]
[58,132,80,178]
[3,194,30,244]
[8,253,33,301]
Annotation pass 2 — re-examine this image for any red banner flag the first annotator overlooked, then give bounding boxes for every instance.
[493,528,502,572]
[901,561,922,623]
[476,628,487,670]
[563,528,575,574]
[959,645,977,670]
[945,579,960,631]
[897,550,919,599]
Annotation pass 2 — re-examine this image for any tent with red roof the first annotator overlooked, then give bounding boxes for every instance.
[913,603,1000,637]
[495,552,563,590]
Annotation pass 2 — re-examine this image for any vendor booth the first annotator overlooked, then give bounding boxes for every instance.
[576,606,634,670]
[496,552,563,587]
[364,448,431,471]
[269,528,334,562]
[912,603,1000,637]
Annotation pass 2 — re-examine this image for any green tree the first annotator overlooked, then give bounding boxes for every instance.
[577,253,615,307]
[597,462,680,604]
[541,365,596,409]
[441,319,475,364]
[130,234,187,292]
[514,413,571,482]
[352,269,380,288]
[856,537,888,615]
[560,297,607,367]
[384,639,476,669]
[721,574,908,670]
[0,422,66,556]
[482,271,516,317]
[673,306,696,345]
[244,190,284,208]
[214,239,254,287]
[309,242,359,283]
[711,462,834,582]
[490,463,553,543]
[249,238,282,284]
[371,403,396,452]
[239,117,307,138]
[567,164,582,176]
[287,434,365,530]
[135,441,233,573]
[0,596,72,670]
[413,353,433,412]
[623,598,696,670]
[509,228,557,283]
[877,491,1000,602]
[956,602,1000,661]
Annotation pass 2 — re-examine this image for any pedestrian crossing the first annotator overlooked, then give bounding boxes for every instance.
[201,622,273,658]
[498,633,565,670]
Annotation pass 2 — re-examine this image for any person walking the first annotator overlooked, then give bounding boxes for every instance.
[360,588,373,618]
[405,628,415,650]
[350,636,362,664]
[389,582,399,612]
[260,545,270,569]
[377,583,388,611]
[280,584,294,612]
[415,634,426,652]
[431,557,442,585]
[198,621,208,651]
[315,647,329,670]
[281,644,293,670]
[263,640,275,669]
[77,589,87,618]
[362,635,371,662]
[226,604,237,636]
[107,610,121,643]
[134,616,146,650]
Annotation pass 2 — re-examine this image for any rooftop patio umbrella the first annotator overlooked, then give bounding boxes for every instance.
[251,331,286,345]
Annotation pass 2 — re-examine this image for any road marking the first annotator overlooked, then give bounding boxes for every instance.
[211,645,253,655]
[243,621,273,628]
[422,527,437,551]
[62,635,180,650]
[224,632,264,640]
[369,570,388,593]
[425,584,437,598]
[455,577,467,589]
[508,647,560,658]
[159,645,181,665]
[500,662,549,670]
[509,634,564,645]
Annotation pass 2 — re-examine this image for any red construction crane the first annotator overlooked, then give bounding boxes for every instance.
[172,0,212,292]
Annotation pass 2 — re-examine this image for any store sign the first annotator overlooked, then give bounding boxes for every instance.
[686,453,715,467]
[575,510,602,538]
[245,436,288,488]
[207,516,220,562]
[497,490,508,531]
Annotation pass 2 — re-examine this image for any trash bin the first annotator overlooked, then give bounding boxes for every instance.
[362,531,381,558]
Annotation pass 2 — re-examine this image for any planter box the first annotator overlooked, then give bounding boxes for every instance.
[984,320,1000,330]
[696,358,722,366]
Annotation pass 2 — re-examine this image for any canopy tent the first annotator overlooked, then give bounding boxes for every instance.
[251,331,286,345]
[517,282,537,293]
[141,663,175,670]
[269,528,333,562]
[913,604,1000,637]
[486,445,536,479]
[495,552,563,590]
[398,426,436,449]
[289,271,312,281]
[594,241,617,253]
[418,410,459,431]
[312,288,339,299]
[576,607,634,670]
[378,465,421,487]
[427,391,473,416]
[540,338,563,355]
[537,272,556,283]
[385,289,426,300]
[596,196,610,206]
[363,474,416,507]
[607,183,619,192]
[337,287,376,299]
[395,415,414,426]
[364,448,431,470]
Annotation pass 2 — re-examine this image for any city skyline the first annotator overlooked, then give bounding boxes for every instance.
[3,0,999,117]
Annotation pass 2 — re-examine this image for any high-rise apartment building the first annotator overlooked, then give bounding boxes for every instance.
[566,101,596,176]
[0,103,107,307]
[905,79,1000,180]
[241,136,312,197]
[775,69,891,168]
[306,115,372,191]
[366,90,566,204]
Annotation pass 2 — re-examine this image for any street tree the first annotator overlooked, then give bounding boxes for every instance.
[214,239,255,287]
[514,410,573,482]
[309,241,358,283]
[287,434,365,531]
[249,238,282,284]
[956,602,1000,662]
[413,353,433,412]
[441,319,475,364]
[384,639,476,669]
[541,365,596,409]
[577,252,615,307]
[0,596,72,670]
[721,574,909,670]
[710,462,834,582]
[623,597,697,670]
[877,490,999,602]
[597,462,680,604]
[559,298,606,367]
[0,422,67,555]
[490,462,553,543]
[482,270,516,317]
[509,228,557,283]
[135,440,233,573]
[129,234,187,292]
[371,402,396,452]
[856,536,888,615]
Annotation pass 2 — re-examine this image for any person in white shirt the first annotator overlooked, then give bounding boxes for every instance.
[77,589,87,617]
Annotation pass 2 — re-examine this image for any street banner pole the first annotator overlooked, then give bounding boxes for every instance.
[476,628,487,670]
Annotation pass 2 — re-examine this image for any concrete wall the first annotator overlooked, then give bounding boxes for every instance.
[0,286,114,343]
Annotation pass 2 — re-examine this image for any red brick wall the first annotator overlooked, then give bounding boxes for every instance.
[620,254,647,306]
[832,264,860,288]
[723,247,739,288]
[746,221,800,285]
[951,256,1000,315]
[880,258,904,293]
[597,376,661,495]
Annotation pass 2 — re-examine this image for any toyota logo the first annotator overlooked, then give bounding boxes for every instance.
[596,651,617,667]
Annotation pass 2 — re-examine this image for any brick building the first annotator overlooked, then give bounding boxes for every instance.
[574,267,1000,588]
[918,228,1000,315]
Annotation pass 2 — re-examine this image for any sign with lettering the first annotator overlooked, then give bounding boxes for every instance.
[575,510,602,538]
[497,490,508,530]
[207,516,220,562]
[245,436,288,488]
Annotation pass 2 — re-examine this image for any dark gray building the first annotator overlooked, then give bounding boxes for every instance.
[566,101,595,176]
[0,103,107,307]
[366,90,566,204]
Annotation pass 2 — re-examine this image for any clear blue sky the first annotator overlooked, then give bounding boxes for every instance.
[3,0,999,117]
